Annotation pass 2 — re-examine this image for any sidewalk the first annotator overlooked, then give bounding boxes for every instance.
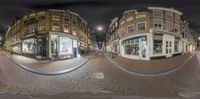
[108,53,194,74]
[10,54,90,75]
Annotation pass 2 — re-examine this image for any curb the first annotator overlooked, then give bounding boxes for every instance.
[9,56,90,76]
[106,53,195,77]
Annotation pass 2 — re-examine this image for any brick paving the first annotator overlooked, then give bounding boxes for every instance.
[110,53,193,73]
[0,50,200,99]
[10,54,89,75]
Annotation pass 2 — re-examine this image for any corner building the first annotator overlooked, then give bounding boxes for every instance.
[4,9,94,60]
[106,7,197,60]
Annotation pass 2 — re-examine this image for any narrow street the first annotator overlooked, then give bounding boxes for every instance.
[0,51,200,99]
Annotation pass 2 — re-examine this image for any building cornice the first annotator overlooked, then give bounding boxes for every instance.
[148,7,183,15]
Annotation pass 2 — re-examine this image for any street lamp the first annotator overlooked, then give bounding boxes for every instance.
[96,26,103,31]
[198,37,200,41]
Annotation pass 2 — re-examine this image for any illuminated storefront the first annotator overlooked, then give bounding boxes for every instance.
[22,38,37,54]
[120,35,148,60]
[50,33,78,60]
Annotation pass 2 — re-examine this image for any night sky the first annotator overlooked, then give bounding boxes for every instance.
[0,0,200,41]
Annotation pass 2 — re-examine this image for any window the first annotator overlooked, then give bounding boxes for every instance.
[72,28,77,35]
[174,14,180,23]
[137,22,146,30]
[64,25,70,33]
[59,37,73,55]
[52,23,60,31]
[153,19,163,29]
[153,33,163,54]
[52,16,60,21]
[64,18,70,23]
[27,24,36,33]
[173,24,180,33]
[22,38,37,54]
[174,38,179,52]
[165,11,173,20]
[38,16,45,31]
[127,25,134,33]
[153,10,163,18]
[165,21,173,31]
[123,37,140,55]
[52,12,60,21]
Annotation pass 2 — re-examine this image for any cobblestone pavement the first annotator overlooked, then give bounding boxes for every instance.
[1,50,200,99]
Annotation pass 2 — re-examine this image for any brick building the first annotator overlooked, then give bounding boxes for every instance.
[106,7,197,60]
[3,9,94,60]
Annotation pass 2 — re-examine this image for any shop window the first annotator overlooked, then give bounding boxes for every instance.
[112,43,118,53]
[137,22,146,30]
[127,25,134,33]
[22,38,36,54]
[59,37,73,55]
[123,38,140,56]
[153,34,163,54]
[52,23,60,31]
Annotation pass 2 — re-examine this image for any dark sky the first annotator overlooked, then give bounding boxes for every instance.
[0,0,200,41]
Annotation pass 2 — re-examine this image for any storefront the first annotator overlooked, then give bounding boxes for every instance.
[120,34,149,60]
[22,38,37,55]
[50,33,78,60]
[12,44,21,54]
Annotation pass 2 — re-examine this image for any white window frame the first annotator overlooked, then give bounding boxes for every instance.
[137,22,146,31]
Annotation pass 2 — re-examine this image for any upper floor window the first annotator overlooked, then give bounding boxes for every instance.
[52,12,60,21]
[38,16,45,31]
[72,28,77,36]
[165,21,173,31]
[52,23,60,31]
[64,24,70,33]
[173,24,180,33]
[27,24,36,33]
[137,22,146,30]
[174,14,180,23]
[153,19,163,29]
[165,11,173,20]
[127,25,134,33]
[153,10,163,18]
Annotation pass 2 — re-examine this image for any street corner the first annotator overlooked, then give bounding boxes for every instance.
[107,53,194,77]
[10,54,89,75]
